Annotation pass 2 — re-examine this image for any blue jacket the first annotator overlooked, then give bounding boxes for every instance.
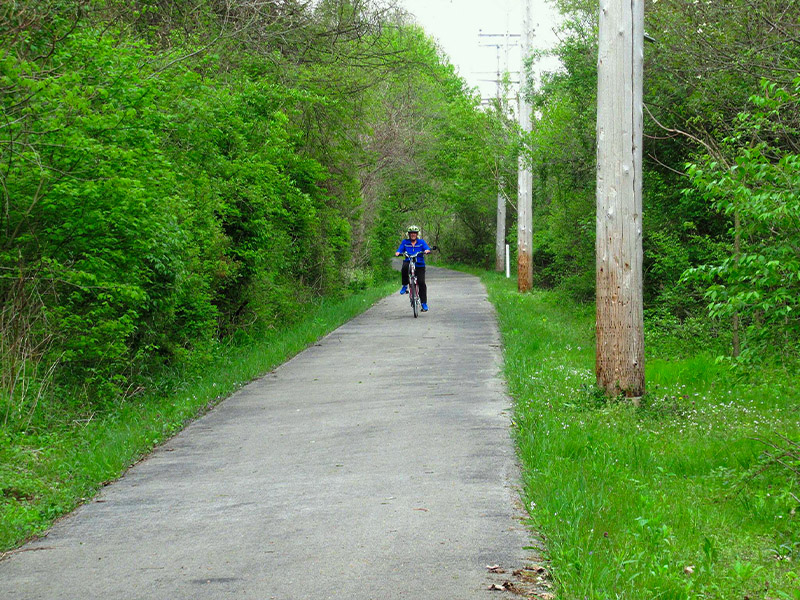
[397,238,431,267]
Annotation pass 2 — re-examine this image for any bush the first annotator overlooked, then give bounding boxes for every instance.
[685,78,800,361]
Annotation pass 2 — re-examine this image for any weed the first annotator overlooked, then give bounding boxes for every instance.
[0,281,395,551]
[482,271,800,600]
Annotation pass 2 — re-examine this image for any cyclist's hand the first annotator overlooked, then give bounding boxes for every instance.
[395,252,400,256]
[424,250,431,254]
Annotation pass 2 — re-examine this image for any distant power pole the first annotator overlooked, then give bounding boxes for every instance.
[595,0,645,398]
[478,31,519,274]
[496,175,506,272]
[517,0,533,292]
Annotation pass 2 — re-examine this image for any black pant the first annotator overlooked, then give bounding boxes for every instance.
[401,263,427,304]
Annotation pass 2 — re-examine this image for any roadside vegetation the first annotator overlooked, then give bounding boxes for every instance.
[526,0,800,365]
[1,0,514,549]
[483,271,799,600]
[2,0,799,590]
[0,280,394,552]
[500,3,800,593]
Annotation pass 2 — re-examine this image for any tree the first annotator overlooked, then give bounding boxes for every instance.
[1,0,510,415]
[685,78,800,363]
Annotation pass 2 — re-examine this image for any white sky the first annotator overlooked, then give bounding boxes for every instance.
[397,0,563,101]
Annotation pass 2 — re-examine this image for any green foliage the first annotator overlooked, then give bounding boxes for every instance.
[485,273,800,600]
[0,280,395,551]
[1,31,198,402]
[345,23,515,268]
[0,1,501,418]
[685,78,800,361]
[524,9,597,298]
[524,0,799,370]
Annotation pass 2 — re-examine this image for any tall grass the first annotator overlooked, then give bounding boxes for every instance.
[482,272,800,600]
[0,281,395,552]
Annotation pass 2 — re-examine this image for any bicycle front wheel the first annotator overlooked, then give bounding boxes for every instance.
[410,284,419,318]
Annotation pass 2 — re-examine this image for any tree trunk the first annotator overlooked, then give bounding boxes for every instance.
[732,211,741,357]
[595,0,645,399]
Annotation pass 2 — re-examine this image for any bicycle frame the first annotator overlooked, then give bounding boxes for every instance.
[403,250,424,318]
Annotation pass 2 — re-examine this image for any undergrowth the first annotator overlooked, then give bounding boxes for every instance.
[482,272,800,600]
[0,281,395,552]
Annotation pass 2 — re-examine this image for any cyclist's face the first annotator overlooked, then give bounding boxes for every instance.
[409,232,418,239]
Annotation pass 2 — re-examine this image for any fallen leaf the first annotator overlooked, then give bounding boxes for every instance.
[487,565,505,573]
[488,581,515,591]
[684,565,695,575]
[514,567,549,582]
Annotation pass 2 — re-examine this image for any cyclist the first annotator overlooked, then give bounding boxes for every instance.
[395,225,431,312]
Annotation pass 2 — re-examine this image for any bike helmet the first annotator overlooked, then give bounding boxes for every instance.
[407,225,420,234]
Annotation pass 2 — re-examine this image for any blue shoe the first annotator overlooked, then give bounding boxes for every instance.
[400,285,408,295]
[421,303,429,312]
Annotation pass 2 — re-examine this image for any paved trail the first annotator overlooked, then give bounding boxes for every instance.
[2,268,533,600]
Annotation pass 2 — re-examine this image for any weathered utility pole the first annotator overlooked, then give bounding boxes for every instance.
[595,0,645,398]
[517,0,533,292]
[496,175,507,272]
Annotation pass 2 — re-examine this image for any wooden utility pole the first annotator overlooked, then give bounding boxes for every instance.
[496,175,507,272]
[517,0,533,292]
[479,31,519,274]
[595,0,645,398]
[491,41,506,274]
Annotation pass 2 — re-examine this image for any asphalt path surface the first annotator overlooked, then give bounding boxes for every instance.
[2,267,534,599]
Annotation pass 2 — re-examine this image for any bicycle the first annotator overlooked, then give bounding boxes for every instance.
[401,247,436,318]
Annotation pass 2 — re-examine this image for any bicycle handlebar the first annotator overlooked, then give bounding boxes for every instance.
[399,246,438,259]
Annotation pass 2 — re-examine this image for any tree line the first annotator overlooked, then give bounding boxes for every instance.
[524,0,799,366]
[6,0,793,428]
[0,0,515,427]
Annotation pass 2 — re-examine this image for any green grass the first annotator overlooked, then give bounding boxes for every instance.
[481,272,800,600]
[0,281,395,553]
